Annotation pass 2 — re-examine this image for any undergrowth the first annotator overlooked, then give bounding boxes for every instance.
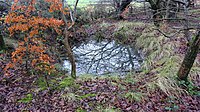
[135,23,200,97]
[85,21,199,98]
[28,21,200,111]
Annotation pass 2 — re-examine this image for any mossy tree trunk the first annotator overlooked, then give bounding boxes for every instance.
[0,33,5,50]
[177,30,200,81]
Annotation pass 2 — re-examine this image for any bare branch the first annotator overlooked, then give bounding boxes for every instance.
[154,28,182,38]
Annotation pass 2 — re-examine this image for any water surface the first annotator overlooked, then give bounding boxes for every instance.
[63,40,143,75]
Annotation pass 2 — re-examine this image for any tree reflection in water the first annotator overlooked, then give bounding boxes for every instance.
[63,40,143,75]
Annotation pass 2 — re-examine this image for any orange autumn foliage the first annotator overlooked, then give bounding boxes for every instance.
[4,0,70,75]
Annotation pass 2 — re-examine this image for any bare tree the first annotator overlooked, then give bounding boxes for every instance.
[61,0,79,79]
[146,0,191,26]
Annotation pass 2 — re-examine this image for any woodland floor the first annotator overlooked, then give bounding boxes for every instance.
[0,69,199,111]
[1,13,200,112]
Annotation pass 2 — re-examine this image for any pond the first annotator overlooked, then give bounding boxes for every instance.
[63,40,143,76]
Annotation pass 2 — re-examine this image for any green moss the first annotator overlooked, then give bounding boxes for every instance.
[123,74,137,84]
[123,92,143,102]
[118,84,126,90]
[59,77,75,88]
[77,93,96,99]
[18,93,33,103]
[96,106,122,112]
[78,74,96,81]
[37,77,48,90]
[76,108,87,112]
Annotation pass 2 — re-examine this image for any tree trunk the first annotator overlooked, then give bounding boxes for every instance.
[0,33,5,50]
[117,0,132,19]
[61,0,79,79]
[177,30,200,81]
[183,0,191,42]
[119,0,132,12]
[148,0,162,26]
[63,31,76,79]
